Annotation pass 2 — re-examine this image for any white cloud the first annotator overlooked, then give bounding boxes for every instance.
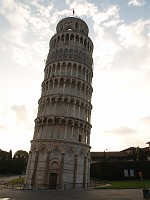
[93,33,121,71]
[0,105,36,152]
[66,0,98,17]
[0,0,29,41]
[0,125,7,130]
[128,0,145,7]
[105,126,137,134]
[141,116,150,124]
[0,105,35,130]
[0,0,56,69]
[11,105,27,123]
[117,20,149,48]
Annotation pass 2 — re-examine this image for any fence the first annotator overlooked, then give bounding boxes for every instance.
[1,181,106,190]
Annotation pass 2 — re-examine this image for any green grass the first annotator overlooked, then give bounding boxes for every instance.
[96,180,150,189]
[6,177,25,185]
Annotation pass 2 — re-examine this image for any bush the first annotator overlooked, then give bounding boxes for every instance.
[90,161,150,180]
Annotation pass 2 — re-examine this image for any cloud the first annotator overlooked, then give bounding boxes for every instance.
[117,20,149,48]
[66,1,122,71]
[0,124,7,130]
[0,104,36,133]
[11,105,27,123]
[66,0,98,18]
[0,0,63,69]
[140,116,150,124]
[128,0,145,7]
[0,0,122,75]
[0,0,29,46]
[105,126,137,135]
[105,19,150,76]
[87,3,150,73]
[10,105,36,130]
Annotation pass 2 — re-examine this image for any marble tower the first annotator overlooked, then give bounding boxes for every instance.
[24,16,93,189]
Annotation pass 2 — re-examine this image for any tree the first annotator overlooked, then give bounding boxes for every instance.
[137,147,148,161]
[132,147,148,161]
[0,149,12,174]
[13,150,29,174]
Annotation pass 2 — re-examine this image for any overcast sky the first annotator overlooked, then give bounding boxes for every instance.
[0,0,150,154]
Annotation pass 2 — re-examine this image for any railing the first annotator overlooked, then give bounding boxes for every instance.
[1,182,23,190]
[1,181,106,190]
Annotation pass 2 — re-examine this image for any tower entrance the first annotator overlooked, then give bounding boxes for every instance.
[49,173,57,189]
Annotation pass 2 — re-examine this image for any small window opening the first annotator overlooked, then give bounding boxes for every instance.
[79,135,82,142]
[66,26,72,31]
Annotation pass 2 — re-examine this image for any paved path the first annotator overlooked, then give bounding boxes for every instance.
[0,189,145,200]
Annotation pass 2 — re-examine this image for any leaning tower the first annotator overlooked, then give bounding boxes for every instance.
[24,16,93,189]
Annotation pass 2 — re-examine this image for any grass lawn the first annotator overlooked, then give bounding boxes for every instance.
[96,180,150,189]
[6,177,25,185]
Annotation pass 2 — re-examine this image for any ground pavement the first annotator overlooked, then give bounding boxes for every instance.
[0,188,146,200]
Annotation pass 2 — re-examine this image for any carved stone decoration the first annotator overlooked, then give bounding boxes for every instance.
[79,148,85,159]
[52,146,61,157]
[51,161,59,169]
[66,147,75,157]
[40,145,47,154]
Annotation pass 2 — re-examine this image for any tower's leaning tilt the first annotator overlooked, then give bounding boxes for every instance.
[25,16,93,189]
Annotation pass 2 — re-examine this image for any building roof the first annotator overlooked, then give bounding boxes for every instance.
[91,145,150,159]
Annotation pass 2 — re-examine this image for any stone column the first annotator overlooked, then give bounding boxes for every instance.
[49,99,52,115]
[24,151,32,184]
[87,157,91,187]
[84,85,86,99]
[73,155,78,189]
[83,156,87,188]
[73,101,76,117]
[45,122,48,138]
[71,65,73,76]
[52,80,55,93]
[65,64,67,75]
[87,130,90,145]
[54,64,57,75]
[54,98,57,115]
[78,103,81,118]
[69,80,72,94]
[87,109,90,122]
[50,65,52,77]
[63,80,66,93]
[51,123,54,138]
[58,119,61,138]
[64,123,67,139]
[67,99,70,115]
[74,83,77,96]
[59,152,65,189]
[43,102,46,116]
[71,125,74,139]
[59,64,62,75]
[31,151,39,186]
[43,151,51,187]
[84,69,86,81]
[76,66,78,77]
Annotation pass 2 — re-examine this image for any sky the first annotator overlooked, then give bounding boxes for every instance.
[0,0,150,154]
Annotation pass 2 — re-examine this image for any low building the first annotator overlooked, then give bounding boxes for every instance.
[91,142,150,163]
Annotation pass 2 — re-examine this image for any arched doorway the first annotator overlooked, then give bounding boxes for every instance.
[49,173,57,189]
[49,160,59,189]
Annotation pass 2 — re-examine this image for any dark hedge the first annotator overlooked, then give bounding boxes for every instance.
[90,161,150,180]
